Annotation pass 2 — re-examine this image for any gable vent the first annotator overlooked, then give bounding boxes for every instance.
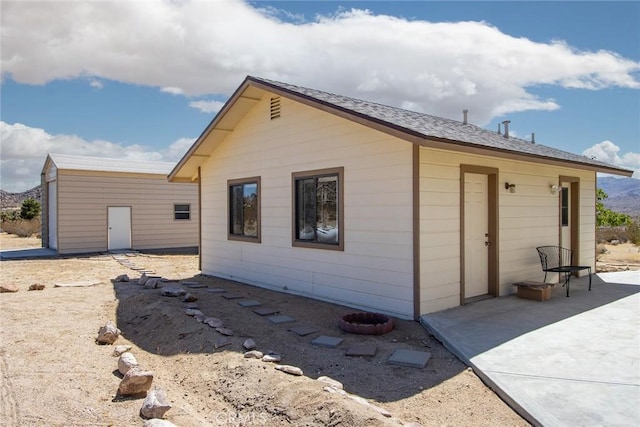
[270,97,281,120]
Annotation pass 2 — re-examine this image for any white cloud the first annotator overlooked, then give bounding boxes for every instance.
[1,1,638,125]
[188,100,225,113]
[89,79,104,89]
[161,87,185,95]
[583,141,640,178]
[0,121,193,192]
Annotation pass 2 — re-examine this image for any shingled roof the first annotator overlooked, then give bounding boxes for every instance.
[169,75,633,181]
[249,76,632,175]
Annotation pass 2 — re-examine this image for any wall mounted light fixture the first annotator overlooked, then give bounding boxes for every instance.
[550,185,560,195]
[504,182,516,193]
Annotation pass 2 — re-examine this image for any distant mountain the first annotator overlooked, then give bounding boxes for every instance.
[0,185,42,209]
[597,176,640,217]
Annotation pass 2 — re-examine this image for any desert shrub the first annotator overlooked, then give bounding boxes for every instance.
[20,198,41,220]
[1,209,20,222]
[596,226,629,244]
[0,217,41,237]
[628,219,640,246]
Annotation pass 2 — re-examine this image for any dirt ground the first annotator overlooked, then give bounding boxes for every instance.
[596,242,640,272]
[1,232,534,426]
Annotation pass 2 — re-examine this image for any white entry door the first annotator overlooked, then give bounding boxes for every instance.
[108,207,131,251]
[48,181,57,249]
[464,173,489,299]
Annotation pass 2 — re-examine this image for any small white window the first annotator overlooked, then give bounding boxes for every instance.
[174,204,191,220]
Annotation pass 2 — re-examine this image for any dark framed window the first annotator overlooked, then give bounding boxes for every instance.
[292,167,344,250]
[174,204,190,220]
[561,187,569,227]
[228,177,261,242]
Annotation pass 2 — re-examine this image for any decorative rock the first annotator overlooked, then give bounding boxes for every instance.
[244,350,264,359]
[194,314,206,323]
[275,364,303,376]
[215,327,234,336]
[243,339,256,350]
[214,337,231,349]
[114,274,129,282]
[140,388,172,419]
[145,278,161,289]
[0,284,19,293]
[183,293,198,302]
[138,273,149,285]
[143,419,177,427]
[185,308,204,317]
[118,367,154,396]
[112,345,133,357]
[97,321,121,345]
[262,353,281,363]
[317,376,344,390]
[185,302,199,309]
[204,317,223,328]
[118,352,138,375]
[28,283,45,291]
[160,285,186,297]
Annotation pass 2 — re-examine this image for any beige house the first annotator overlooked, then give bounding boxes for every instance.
[42,153,199,255]
[169,76,632,319]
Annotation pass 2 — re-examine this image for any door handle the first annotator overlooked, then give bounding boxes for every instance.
[485,241,491,246]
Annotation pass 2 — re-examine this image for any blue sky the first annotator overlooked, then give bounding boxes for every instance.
[1,0,639,192]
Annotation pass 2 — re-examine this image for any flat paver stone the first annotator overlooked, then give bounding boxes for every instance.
[289,325,319,336]
[206,288,226,293]
[311,336,344,348]
[388,349,431,368]
[183,282,207,288]
[267,315,296,324]
[253,307,280,316]
[346,343,378,357]
[238,299,261,307]
[222,293,243,299]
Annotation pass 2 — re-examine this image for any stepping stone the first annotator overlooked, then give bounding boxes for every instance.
[345,344,377,357]
[388,349,431,368]
[206,288,226,293]
[289,325,319,336]
[183,281,207,288]
[214,337,232,349]
[253,307,280,316]
[222,293,243,300]
[311,336,344,348]
[267,315,296,324]
[237,299,261,308]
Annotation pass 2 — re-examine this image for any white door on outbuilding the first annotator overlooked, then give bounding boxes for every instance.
[108,206,131,251]
[48,181,57,249]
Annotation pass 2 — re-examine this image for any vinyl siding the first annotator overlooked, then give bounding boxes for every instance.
[53,170,198,254]
[199,95,415,318]
[419,146,596,314]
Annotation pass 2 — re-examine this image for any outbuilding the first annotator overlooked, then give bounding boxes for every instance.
[42,153,199,255]
[169,76,632,319]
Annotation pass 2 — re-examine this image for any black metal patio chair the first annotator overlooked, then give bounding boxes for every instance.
[536,246,592,297]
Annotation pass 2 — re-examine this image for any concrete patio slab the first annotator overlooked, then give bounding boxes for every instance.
[221,293,243,299]
[267,315,296,324]
[420,273,640,427]
[387,349,431,368]
[311,336,344,348]
[289,326,319,336]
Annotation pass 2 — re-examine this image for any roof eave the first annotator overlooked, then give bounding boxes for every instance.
[168,76,258,182]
